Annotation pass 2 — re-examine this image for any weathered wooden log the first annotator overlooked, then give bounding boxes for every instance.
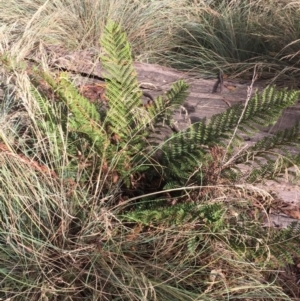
[30,45,300,133]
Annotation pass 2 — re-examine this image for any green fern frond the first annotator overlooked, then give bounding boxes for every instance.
[244,86,298,127]
[98,21,193,183]
[30,21,193,188]
[148,80,189,128]
[42,72,107,152]
[160,86,299,184]
[124,197,300,268]
[100,21,146,141]
[123,202,225,227]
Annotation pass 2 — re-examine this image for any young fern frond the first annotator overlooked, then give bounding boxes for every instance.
[44,72,107,152]
[147,80,189,132]
[100,21,145,141]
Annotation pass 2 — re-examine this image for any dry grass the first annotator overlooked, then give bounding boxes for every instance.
[161,0,300,84]
[1,0,300,82]
[0,0,187,62]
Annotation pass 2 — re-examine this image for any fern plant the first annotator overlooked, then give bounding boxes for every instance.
[31,21,188,189]
[29,20,300,196]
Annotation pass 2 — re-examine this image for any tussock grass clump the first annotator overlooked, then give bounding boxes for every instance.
[162,0,300,83]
